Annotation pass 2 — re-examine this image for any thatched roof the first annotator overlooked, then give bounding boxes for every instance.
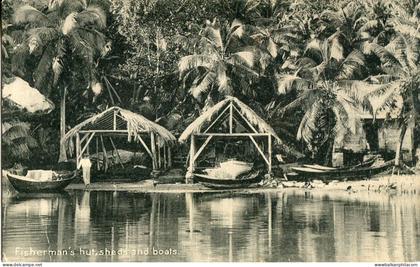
[179,96,281,143]
[2,77,54,113]
[64,106,176,146]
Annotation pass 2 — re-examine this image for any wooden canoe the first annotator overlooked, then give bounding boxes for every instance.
[6,171,77,193]
[302,156,378,172]
[289,160,393,182]
[194,171,262,189]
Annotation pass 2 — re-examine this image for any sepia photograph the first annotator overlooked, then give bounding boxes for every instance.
[1,0,420,265]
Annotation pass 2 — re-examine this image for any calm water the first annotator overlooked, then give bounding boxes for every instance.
[2,189,420,262]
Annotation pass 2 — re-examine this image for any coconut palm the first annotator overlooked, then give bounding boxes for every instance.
[362,0,420,167]
[2,121,38,166]
[178,18,260,109]
[270,32,368,163]
[11,0,111,162]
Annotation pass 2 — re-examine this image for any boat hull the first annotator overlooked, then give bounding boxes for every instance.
[194,173,262,189]
[289,161,392,182]
[6,172,76,193]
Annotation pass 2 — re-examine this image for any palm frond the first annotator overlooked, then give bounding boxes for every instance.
[178,55,216,75]
[62,12,78,35]
[33,44,56,93]
[2,121,30,137]
[68,28,107,59]
[230,19,246,38]
[393,22,420,39]
[190,71,217,100]
[49,0,86,18]
[383,36,409,71]
[27,27,59,53]
[281,89,321,114]
[13,5,50,27]
[357,19,378,33]
[297,100,323,144]
[329,35,344,61]
[334,92,361,134]
[74,6,107,30]
[402,36,419,71]
[364,81,402,116]
[337,80,381,103]
[304,38,322,58]
[337,50,365,79]
[202,22,223,50]
[275,73,309,94]
[266,37,277,58]
[215,64,232,94]
[230,50,256,67]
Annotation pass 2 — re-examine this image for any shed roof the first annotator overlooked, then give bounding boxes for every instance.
[64,106,176,145]
[179,96,281,143]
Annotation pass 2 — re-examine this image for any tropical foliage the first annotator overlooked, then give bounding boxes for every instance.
[2,0,420,167]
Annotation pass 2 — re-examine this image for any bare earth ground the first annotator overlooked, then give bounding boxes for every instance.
[2,170,419,196]
[64,175,420,193]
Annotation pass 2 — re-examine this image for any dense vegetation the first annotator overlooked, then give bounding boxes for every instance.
[2,0,419,168]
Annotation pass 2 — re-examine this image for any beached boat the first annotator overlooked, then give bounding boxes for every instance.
[6,170,77,193]
[289,160,393,181]
[302,156,378,171]
[204,159,253,179]
[219,160,253,176]
[194,170,262,189]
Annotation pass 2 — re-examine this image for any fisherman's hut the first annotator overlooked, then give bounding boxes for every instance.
[63,106,176,180]
[179,96,281,183]
[333,95,417,166]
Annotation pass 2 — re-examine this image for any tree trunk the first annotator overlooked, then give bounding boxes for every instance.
[394,122,407,167]
[58,86,68,162]
[323,138,334,166]
[411,83,420,166]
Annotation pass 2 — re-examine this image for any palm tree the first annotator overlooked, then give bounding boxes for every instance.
[2,121,38,167]
[11,0,110,162]
[271,32,367,163]
[178,18,260,108]
[362,0,420,167]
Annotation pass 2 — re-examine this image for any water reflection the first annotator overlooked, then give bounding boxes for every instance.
[2,189,419,262]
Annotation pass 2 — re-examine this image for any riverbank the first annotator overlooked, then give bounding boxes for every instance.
[64,174,420,194]
[2,170,419,195]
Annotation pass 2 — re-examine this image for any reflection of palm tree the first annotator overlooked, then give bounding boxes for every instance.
[185,193,195,237]
[57,195,71,260]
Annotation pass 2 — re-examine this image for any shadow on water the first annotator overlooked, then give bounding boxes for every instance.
[2,189,420,262]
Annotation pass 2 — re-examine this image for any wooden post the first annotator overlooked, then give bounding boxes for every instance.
[76,133,80,169]
[109,137,124,168]
[113,109,117,130]
[86,134,90,156]
[150,132,157,170]
[157,139,162,169]
[96,137,99,170]
[268,134,272,175]
[58,86,68,162]
[100,135,108,172]
[163,144,167,169]
[168,147,172,168]
[229,102,233,134]
[267,193,272,256]
[186,135,196,184]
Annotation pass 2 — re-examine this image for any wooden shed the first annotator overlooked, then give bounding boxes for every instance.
[333,95,415,166]
[63,106,176,173]
[179,96,281,182]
